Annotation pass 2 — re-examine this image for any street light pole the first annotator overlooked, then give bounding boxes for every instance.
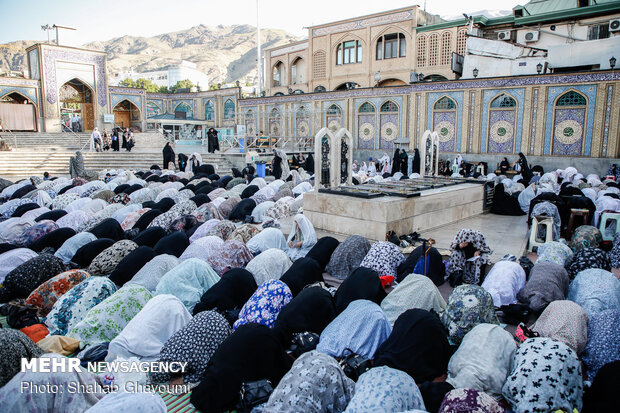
[256,0,262,96]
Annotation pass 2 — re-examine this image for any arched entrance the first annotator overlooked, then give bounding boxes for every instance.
[377,78,407,87]
[59,79,94,132]
[113,99,141,129]
[0,92,37,131]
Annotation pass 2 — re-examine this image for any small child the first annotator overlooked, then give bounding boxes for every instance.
[43,172,50,181]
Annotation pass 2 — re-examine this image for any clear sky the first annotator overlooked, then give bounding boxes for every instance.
[1,0,521,45]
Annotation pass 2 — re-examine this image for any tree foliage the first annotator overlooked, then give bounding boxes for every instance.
[119,77,163,93]
[170,79,196,93]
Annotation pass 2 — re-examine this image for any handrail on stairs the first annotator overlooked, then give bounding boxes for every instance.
[57,123,85,148]
[0,118,17,148]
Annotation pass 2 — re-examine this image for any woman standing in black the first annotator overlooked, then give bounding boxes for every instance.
[162,142,175,169]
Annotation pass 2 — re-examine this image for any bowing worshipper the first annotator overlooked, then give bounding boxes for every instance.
[260,351,355,413]
[178,153,188,172]
[400,149,409,175]
[162,142,175,170]
[325,235,371,280]
[374,309,452,384]
[446,228,491,286]
[317,299,392,359]
[286,214,317,261]
[151,311,231,385]
[0,353,105,412]
[502,338,583,413]
[391,149,401,175]
[412,148,421,174]
[491,183,525,216]
[189,323,291,413]
[189,152,202,174]
[207,127,219,153]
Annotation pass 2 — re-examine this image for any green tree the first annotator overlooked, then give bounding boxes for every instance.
[134,78,160,93]
[158,86,170,93]
[209,83,219,90]
[170,79,196,93]
[119,78,136,88]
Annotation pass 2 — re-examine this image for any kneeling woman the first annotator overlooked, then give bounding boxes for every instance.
[446,229,491,286]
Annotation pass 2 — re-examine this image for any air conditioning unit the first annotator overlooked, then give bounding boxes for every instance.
[497,31,512,41]
[524,31,540,42]
[610,19,620,32]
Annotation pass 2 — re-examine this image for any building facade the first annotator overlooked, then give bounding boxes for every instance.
[111,60,210,90]
[0,44,239,135]
[264,6,450,96]
[241,70,620,170]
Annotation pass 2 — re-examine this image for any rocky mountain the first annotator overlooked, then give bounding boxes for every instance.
[0,24,300,84]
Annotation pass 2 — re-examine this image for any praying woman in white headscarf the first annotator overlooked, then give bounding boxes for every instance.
[287,214,317,261]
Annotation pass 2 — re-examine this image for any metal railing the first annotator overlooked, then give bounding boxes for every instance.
[0,123,17,148]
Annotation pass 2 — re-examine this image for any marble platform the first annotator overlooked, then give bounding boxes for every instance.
[303,183,485,241]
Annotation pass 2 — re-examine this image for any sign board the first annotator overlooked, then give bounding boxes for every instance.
[103,114,115,123]
[236,125,246,136]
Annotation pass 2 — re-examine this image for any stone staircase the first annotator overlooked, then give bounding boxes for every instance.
[0,132,234,180]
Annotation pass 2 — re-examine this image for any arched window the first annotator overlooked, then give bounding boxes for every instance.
[456,29,467,55]
[380,101,398,112]
[326,104,342,132]
[551,90,587,156]
[327,104,342,116]
[146,101,161,118]
[376,33,406,60]
[432,96,457,152]
[291,57,306,84]
[314,85,326,92]
[440,32,452,65]
[359,102,376,113]
[224,99,235,119]
[269,107,281,137]
[429,34,439,66]
[273,61,284,87]
[174,102,192,118]
[313,50,326,79]
[245,109,256,136]
[416,35,427,67]
[433,96,456,110]
[204,100,214,121]
[487,94,517,154]
[336,40,362,65]
[490,94,517,108]
[295,106,310,138]
[556,91,587,106]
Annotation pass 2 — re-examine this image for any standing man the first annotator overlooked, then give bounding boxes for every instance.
[76,113,83,132]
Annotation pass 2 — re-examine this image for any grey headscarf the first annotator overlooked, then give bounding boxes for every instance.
[258,350,354,413]
[517,262,570,312]
[325,235,371,280]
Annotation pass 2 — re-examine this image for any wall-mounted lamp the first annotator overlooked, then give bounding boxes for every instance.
[610,56,617,69]
[472,68,479,78]
[536,63,543,74]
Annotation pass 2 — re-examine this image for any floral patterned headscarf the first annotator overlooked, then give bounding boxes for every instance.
[441,284,500,345]
[447,229,492,284]
[439,388,504,413]
[233,279,292,330]
[25,270,90,316]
